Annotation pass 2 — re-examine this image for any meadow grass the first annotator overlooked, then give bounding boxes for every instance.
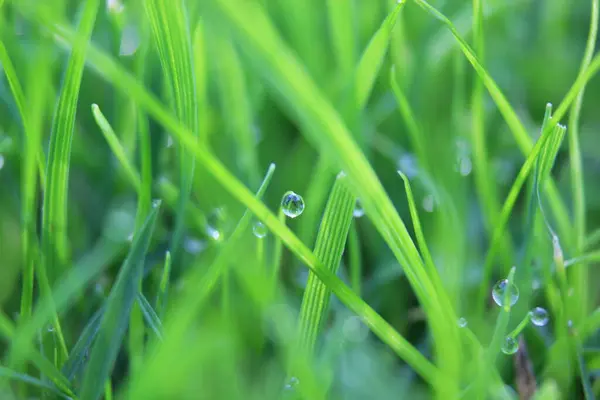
[0,0,599,399]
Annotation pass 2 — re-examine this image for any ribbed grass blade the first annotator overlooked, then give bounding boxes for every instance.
[80,202,161,400]
[39,0,100,362]
[136,292,163,340]
[144,0,197,264]
[0,366,72,399]
[296,173,356,356]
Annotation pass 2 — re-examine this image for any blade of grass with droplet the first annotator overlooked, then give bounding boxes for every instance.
[27,11,446,386]
[296,173,356,358]
[155,251,171,318]
[136,292,163,340]
[568,0,599,325]
[38,0,100,365]
[412,0,574,251]
[144,0,197,264]
[212,33,260,187]
[91,103,141,192]
[80,202,161,400]
[0,366,73,400]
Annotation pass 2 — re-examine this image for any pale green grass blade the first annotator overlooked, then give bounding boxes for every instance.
[144,0,197,263]
[136,292,163,340]
[0,366,73,399]
[568,0,599,324]
[584,229,600,250]
[28,13,445,386]
[326,0,355,79]
[39,0,100,364]
[213,34,260,187]
[355,0,405,109]
[193,21,210,145]
[80,202,161,400]
[296,173,356,356]
[412,0,574,251]
[91,104,141,192]
[155,251,171,318]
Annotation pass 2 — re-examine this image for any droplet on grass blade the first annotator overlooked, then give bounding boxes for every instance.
[492,279,519,307]
[253,221,267,238]
[501,336,519,355]
[281,191,305,218]
[457,317,468,328]
[184,237,205,254]
[353,199,365,218]
[529,307,549,327]
[284,376,300,392]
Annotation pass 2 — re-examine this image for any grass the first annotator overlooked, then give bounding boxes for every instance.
[0,0,599,399]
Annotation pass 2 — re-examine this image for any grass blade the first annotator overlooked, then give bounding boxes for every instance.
[136,292,163,340]
[80,202,161,400]
[61,307,104,382]
[155,251,171,318]
[39,0,100,363]
[144,0,197,264]
[296,173,356,357]
[0,365,72,399]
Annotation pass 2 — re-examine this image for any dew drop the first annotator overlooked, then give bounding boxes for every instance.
[281,191,305,218]
[184,237,205,254]
[397,154,419,179]
[501,336,518,355]
[353,199,365,218]
[205,226,221,241]
[422,194,435,213]
[166,135,174,148]
[458,157,472,176]
[47,325,54,333]
[284,376,299,391]
[492,279,519,308]
[106,0,124,14]
[253,221,267,239]
[529,307,549,327]
[457,317,468,328]
[152,199,161,209]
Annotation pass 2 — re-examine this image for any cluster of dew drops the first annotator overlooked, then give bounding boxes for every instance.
[456,275,550,356]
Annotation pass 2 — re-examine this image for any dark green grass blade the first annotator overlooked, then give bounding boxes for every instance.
[144,0,197,265]
[296,173,356,356]
[80,202,161,400]
[38,0,100,362]
[136,292,163,340]
[0,366,72,399]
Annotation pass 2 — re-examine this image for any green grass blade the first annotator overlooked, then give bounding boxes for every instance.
[296,173,356,357]
[61,307,103,381]
[0,365,73,399]
[355,0,405,110]
[144,0,197,264]
[39,0,100,365]
[27,11,447,386]
[80,202,161,400]
[91,104,141,192]
[156,251,171,318]
[568,0,599,324]
[326,0,355,80]
[348,221,361,295]
[136,292,163,340]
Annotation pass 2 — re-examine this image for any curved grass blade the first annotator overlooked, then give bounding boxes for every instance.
[568,0,599,324]
[61,307,104,382]
[39,0,100,363]
[80,202,161,400]
[144,0,197,265]
[0,366,73,399]
[296,173,356,358]
[136,292,163,340]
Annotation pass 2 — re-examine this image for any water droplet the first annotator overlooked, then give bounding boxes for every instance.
[166,135,174,148]
[458,157,472,176]
[184,237,206,254]
[422,194,435,213]
[253,221,267,238]
[353,199,365,218]
[284,376,299,391]
[529,307,549,327]
[281,191,305,218]
[152,199,161,208]
[47,325,54,333]
[205,226,221,241]
[457,317,468,328]
[342,316,368,342]
[501,336,518,355]
[397,154,419,178]
[106,0,124,14]
[0,154,4,170]
[492,279,519,308]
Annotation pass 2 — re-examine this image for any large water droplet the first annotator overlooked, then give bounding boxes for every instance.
[281,191,305,218]
[501,336,518,355]
[457,317,468,328]
[353,199,365,218]
[529,307,549,327]
[253,221,267,238]
[492,279,519,307]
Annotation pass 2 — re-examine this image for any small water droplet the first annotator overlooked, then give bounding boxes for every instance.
[342,316,368,342]
[353,199,365,218]
[205,226,221,241]
[166,135,174,148]
[397,154,419,179]
[106,0,124,14]
[457,317,468,328]
[492,279,519,307]
[253,221,267,238]
[281,191,305,218]
[284,376,299,391]
[501,336,518,355]
[152,199,161,208]
[422,194,435,213]
[0,154,5,170]
[458,157,472,176]
[184,237,206,254]
[47,325,54,333]
[529,307,549,327]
